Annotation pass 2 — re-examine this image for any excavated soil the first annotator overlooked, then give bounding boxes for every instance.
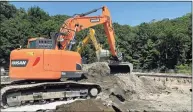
[55,99,115,112]
[57,62,192,112]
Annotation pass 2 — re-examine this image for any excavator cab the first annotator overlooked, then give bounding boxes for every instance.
[26,32,67,50]
[27,38,54,49]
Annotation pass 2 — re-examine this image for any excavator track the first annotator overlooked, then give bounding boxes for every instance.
[1,80,27,89]
[1,81,101,109]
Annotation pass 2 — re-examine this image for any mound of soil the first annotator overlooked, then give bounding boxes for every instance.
[55,99,115,112]
[81,62,192,111]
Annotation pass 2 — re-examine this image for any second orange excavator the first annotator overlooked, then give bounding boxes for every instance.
[1,6,133,108]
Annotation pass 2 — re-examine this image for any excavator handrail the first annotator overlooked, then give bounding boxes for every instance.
[79,7,103,17]
[72,7,103,17]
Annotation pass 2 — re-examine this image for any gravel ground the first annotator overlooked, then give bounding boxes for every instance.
[80,62,192,111]
[1,100,77,112]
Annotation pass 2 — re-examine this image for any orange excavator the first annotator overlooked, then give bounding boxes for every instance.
[1,6,133,108]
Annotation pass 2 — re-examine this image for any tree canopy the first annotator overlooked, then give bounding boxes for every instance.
[0,1,192,73]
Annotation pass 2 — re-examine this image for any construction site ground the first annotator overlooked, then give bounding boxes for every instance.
[1,62,192,112]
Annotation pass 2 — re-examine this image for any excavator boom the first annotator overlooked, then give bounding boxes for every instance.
[56,6,133,73]
[57,6,117,58]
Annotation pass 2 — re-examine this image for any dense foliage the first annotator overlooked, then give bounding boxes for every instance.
[0,2,192,73]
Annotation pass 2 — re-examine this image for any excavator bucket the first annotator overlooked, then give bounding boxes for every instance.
[96,50,133,74]
[108,62,133,74]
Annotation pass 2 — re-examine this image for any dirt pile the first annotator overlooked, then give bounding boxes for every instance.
[80,62,192,111]
[82,62,166,99]
[55,99,115,112]
[82,62,111,80]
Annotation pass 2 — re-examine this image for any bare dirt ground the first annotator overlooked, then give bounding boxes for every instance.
[79,62,192,112]
[55,99,115,112]
[1,62,192,112]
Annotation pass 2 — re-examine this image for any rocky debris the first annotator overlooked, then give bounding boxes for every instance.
[36,109,55,112]
[82,62,111,81]
[55,99,115,112]
[80,62,192,111]
[109,87,126,102]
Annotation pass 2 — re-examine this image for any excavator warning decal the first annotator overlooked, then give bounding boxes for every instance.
[90,18,100,23]
[26,52,34,56]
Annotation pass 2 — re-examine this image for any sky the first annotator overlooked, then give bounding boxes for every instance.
[10,1,192,26]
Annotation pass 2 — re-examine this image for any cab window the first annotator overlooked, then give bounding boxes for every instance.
[28,40,36,48]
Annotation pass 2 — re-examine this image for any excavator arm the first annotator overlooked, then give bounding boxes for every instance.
[56,6,119,60]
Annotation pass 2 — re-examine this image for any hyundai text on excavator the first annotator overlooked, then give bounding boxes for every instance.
[1,6,133,108]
